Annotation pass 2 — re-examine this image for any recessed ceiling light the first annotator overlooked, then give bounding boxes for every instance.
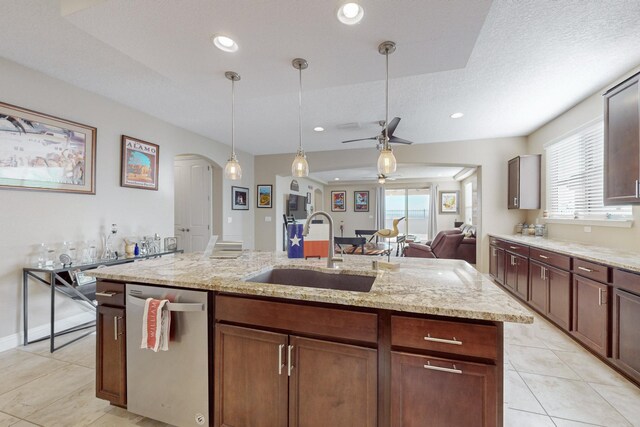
[313,126,324,132]
[337,3,364,25]
[212,34,239,53]
[450,112,464,119]
[334,177,340,181]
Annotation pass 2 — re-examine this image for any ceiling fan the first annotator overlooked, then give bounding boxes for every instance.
[341,117,414,147]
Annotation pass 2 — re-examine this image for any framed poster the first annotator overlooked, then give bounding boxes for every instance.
[331,190,346,212]
[232,186,249,210]
[120,135,159,190]
[354,191,369,212]
[0,101,96,194]
[439,190,460,214]
[257,184,272,208]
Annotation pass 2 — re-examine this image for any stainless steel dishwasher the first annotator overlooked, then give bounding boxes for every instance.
[126,283,209,426]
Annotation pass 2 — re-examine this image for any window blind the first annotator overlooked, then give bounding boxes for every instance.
[546,122,632,218]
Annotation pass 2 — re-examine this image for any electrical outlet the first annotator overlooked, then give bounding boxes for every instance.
[228,217,233,223]
[584,226,591,233]
[265,216,272,222]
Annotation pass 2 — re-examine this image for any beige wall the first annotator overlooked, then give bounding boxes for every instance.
[526,66,640,250]
[324,184,378,236]
[254,136,529,272]
[0,58,254,347]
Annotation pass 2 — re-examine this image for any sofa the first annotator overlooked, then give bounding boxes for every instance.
[403,224,477,264]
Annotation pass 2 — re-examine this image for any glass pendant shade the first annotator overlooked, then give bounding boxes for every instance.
[224,154,242,180]
[291,148,309,177]
[377,148,397,174]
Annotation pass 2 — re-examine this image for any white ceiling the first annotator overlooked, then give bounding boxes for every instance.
[311,165,465,184]
[1,1,639,156]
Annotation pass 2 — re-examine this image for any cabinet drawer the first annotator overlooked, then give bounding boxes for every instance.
[391,316,498,360]
[500,240,529,257]
[215,295,378,344]
[530,248,571,271]
[574,259,611,284]
[96,281,125,307]
[613,269,640,295]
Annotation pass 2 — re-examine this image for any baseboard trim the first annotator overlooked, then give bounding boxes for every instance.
[0,311,96,353]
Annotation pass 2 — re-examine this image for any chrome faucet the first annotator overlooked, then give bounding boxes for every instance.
[303,211,339,269]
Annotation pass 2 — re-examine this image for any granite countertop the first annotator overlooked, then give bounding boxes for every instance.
[490,234,640,273]
[87,251,532,324]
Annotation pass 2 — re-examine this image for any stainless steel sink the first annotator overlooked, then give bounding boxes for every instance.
[244,268,375,292]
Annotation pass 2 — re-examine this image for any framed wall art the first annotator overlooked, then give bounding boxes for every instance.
[232,186,249,210]
[331,190,346,212]
[257,184,272,208]
[0,101,96,194]
[354,191,369,212]
[121,135,159,190]
[439,190,460,214]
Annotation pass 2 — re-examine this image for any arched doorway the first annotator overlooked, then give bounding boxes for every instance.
[174,154,222,252]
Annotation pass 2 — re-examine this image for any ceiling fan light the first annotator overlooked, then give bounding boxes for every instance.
[378,175,386,184]
[377,148,397,175]
[224,153,242,180]
[337,2,364,25]
[292,149,309,177]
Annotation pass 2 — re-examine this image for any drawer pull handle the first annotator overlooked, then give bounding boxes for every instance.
[578,266,593,273]
[424,334,462,346]
[278,344,285,375]
[96,291,116,297]
[509,246,519,250]
[539,255,549,259]
[423,361,462,374]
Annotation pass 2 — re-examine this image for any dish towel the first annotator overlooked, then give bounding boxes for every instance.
[141,298,171,352]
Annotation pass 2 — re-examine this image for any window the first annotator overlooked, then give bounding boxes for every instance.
[545,121,631,219]
[384,187,430,241]
[464,181,473,225]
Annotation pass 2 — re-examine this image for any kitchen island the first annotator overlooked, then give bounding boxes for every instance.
[89,251,532,427]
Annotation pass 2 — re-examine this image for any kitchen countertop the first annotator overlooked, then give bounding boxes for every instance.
[87,251,532,324]
[490,234,640,274]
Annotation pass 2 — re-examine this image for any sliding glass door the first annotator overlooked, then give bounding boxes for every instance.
[384,187,430,241]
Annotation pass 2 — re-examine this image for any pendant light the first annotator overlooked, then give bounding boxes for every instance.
[291,58,310,177]
[224,71,242,180]
[377,41,397,175]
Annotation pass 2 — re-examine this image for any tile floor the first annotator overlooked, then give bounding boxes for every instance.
[0,307,638,426]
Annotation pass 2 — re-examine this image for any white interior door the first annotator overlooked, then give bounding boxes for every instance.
[174,157,212,253]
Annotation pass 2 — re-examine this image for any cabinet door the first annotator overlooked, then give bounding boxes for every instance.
[489,245,498,279]
[514,254,529,300]
[613,289,640,382]
[547,266,571,331]
[572,276,610,357]
[496,248,506,286]
[289,336,377,427]
[96,305,126,406]
[391,352,497,427]
[214,324,288,427]
[505,253,518,291]
[604,75,640,204]
[508,157,520,209]
[528,262,548,314]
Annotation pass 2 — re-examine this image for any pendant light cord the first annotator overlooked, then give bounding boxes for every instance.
[298,66,303,152]
[231,77,236,157]
[385,48,389,151]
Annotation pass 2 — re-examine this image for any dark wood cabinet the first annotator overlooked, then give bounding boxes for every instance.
[528,261,548,314]
[391,352,497,427]
[289,336,377,427]
[96,305,126,406]
[214,322,377,427]
[572,275,610,357]
[214,324,288,427]
[496,247,506,285]
[506,253,529,299]
[612,289,640,382]
[489,245,499,280]
[547,266,571,331]
[507,155,541,209]
[604,72,640,205]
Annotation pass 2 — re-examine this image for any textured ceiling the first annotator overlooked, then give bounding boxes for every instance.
[310,165,466,184]
[1,0,639,156]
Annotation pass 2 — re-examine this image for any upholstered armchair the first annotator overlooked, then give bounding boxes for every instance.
[403,230,465,260]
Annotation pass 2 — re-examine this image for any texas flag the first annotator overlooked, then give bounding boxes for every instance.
[303,223,329,258]
[287,223,304,258]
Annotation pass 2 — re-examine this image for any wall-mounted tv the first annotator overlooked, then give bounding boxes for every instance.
[286,194,308,220]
